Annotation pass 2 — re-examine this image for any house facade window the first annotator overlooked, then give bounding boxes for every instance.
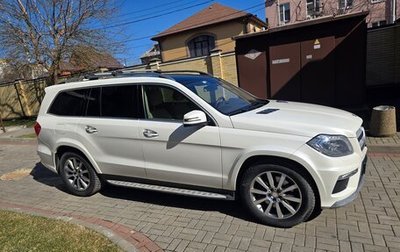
[372,20,387,27]
[279,3,291,24]
[187,35,215,57]
[306,0,320,16]
[339,0,353,9]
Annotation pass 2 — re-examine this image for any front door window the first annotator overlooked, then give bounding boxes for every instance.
[143,85,200,121]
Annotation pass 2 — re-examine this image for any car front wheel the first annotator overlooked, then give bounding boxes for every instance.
[240,164,315,227]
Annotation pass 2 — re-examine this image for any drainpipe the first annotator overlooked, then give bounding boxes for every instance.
[393,0,396,24]
[276,0,281,26]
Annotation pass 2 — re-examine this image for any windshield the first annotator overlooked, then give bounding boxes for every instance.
[171,75,269,115]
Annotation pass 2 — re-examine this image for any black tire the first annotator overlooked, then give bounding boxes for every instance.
[59,152,102,196]
[239,164,315,228]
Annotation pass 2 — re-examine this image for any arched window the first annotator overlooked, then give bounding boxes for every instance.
[187,35,215,57]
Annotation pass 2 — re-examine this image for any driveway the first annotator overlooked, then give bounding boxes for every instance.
[0,137,400,252]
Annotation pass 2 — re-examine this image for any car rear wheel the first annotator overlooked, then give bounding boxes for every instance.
[59,152,102,196]
[240,164,315,227]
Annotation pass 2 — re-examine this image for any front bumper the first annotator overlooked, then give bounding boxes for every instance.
[292,139,368,208]
[330,156,367,208]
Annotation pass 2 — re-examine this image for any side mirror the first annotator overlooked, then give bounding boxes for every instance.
[183,110,207,126]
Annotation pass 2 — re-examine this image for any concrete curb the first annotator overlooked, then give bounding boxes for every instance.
[0,201,163,252]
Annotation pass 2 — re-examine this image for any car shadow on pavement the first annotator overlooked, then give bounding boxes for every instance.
[30,163,68,193]
[101,184,258,223]
[30,164,322,226]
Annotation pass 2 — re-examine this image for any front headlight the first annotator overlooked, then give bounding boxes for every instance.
[307,134,353,157]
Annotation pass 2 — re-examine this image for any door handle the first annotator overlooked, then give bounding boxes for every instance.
[143,129,158,138]
[85,125,98,134]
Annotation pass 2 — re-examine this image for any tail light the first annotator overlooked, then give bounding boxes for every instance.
[34,122,41,136]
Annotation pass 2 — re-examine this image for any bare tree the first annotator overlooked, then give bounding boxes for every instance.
[0,0,121,85]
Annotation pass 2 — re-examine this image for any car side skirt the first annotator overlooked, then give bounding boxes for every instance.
[101,174,235,200]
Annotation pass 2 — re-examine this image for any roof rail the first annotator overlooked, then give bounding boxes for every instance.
[157,70,210,76]
[82,69,210,81]
[83,70,166,80]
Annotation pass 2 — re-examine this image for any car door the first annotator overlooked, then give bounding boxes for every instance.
[76,85,146,178]
[138,84,223,189]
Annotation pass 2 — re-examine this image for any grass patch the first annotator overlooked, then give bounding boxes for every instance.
[16,133,37,139]
[1,117,36,128]
[0,210,122,252]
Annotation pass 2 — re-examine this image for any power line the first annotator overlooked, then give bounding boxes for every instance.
[104,0,205,29]
[115,5,265,62]
[107,2,265,45]
[93,0,213,30]
[111,0,194,19]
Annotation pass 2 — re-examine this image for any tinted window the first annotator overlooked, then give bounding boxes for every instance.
[143,85,199,120]
[86,88,101,117]
[101,85,137,118]
[48,89,88,116]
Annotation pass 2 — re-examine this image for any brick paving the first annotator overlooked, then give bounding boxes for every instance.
[0,137,400,252]
[366,132,400,146]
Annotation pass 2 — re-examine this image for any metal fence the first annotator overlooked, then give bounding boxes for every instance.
[0,78,48,120]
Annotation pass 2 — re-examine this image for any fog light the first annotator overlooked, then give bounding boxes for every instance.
[338,169,358,180]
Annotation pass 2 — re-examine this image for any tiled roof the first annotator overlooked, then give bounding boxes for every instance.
[60,46,123,73]
[152,3,260,40]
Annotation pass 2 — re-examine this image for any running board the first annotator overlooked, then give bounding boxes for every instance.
[107,180,233,200]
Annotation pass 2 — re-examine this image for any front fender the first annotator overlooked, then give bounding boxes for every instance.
[223,145,300,191]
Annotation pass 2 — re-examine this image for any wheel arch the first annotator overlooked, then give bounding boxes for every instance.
[235,155,321,207]
[54,143,101,174]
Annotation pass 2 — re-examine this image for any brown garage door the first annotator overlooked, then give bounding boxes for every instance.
[268,37,335,105]
[269,42,301,101]
[300,36,335,105]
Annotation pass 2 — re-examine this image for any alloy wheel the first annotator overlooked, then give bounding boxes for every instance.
[249,171,302,219]
[63,157,90,191]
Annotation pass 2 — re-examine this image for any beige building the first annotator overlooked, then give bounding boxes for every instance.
[265,0,399,28]
[128,3,267,85]
[151,3,267,62]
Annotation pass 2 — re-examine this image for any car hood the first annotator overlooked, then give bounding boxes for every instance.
[230,100,362,138]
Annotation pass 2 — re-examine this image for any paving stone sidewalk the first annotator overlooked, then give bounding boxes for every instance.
[0,135,399,252]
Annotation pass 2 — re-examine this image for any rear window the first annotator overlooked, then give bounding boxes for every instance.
[101,85,138,118]
[48,89,87,116]
[48,85,138,118]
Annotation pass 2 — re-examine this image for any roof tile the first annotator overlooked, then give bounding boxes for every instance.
[152,3,251,39]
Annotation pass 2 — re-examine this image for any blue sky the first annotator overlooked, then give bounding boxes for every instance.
[112,0,266,66]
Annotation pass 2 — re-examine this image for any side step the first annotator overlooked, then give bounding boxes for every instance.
[107,180,233,200]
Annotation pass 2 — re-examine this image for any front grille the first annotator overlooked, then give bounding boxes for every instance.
[356,127,366,150]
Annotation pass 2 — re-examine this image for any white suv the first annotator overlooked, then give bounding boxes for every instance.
[35,71,367,227]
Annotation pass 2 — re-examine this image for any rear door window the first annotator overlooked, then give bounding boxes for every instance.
[101,85,138,119]
[86,88,101,117]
